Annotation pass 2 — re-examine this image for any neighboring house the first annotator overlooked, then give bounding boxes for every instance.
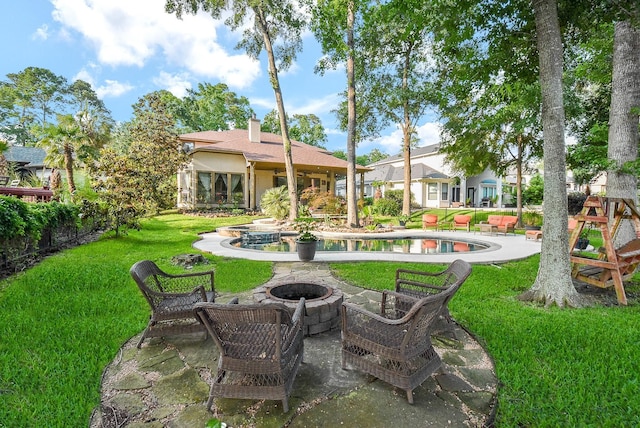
[336,144,505,208]
[177,117,370,210]
[4,146,52,182]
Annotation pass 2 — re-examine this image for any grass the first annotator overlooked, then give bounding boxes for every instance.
[0,213,272,427]
[2,213,640,426]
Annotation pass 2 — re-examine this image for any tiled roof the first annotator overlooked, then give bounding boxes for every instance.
[369,144,440,166]
[181,129,370,172]
[5,146,47,167]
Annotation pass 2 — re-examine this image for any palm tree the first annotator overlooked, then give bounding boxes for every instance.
[38,114,84,194]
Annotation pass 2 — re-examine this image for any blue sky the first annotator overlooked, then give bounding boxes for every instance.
[0,0,440,155]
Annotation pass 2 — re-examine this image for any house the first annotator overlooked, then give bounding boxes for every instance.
[336,144,505,208]
[4,146,52,182]
[177,117,370,210]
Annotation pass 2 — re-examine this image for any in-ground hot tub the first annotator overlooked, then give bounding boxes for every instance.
[253,283,343,336]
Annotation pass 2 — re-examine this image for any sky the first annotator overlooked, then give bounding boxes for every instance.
[0,0,441,156]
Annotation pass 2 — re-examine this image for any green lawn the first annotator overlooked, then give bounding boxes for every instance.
[1,213,639,427]
[0,214,272,427]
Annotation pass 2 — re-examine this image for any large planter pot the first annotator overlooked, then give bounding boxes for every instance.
[296,240,317,262]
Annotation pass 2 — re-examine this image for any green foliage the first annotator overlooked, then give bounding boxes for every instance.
[262,110,328,148]
[179,83,254,132]
[260,186,290,220]
[522,210,543,227]
[373,197,400,216]
[0,196,80,243]
[293,217,318,241]
[523,174,544,205]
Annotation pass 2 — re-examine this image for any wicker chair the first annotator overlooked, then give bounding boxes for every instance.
[394,259,471,324]
[130,260,231,348]
[341,289,457,403]
[194,299,305,413]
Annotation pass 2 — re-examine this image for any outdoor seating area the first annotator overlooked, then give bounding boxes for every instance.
[478,215,518,235]
[95,260,494,427]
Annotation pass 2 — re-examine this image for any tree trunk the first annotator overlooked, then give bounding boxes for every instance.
[519,0,585,308]
[64,143,76,194]
[346,0,359,228]
[402,50,412,216]
[606,21,640,246]
[515,135,524,226]
[255,6,298,221]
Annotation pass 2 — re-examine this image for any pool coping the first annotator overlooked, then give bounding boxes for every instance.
[193,229,542,264]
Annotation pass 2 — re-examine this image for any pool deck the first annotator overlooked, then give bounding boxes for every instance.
[194,228,541,264]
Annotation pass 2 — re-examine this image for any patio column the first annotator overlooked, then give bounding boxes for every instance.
[359,171,365,200]
[249,163,256,209]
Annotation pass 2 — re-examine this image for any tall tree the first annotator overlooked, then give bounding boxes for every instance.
[1,67,69,146]
[357,0,436,216]
[179,82,254,132]
[261,109,328,148]
[166,0,309,221]
[126,92,187,212]
[312,0,369,227]
[38,114,85,194]
[520,0,584,307]
[432,0,543,223]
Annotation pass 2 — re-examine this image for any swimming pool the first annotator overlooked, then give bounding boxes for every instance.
[231,235,489,254]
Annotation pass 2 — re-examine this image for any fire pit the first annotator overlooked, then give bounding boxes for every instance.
[253,283,343,336]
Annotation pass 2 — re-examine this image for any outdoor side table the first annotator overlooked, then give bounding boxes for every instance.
[478,223,498,235]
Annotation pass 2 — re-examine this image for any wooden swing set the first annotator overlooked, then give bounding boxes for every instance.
[569,196,640,305]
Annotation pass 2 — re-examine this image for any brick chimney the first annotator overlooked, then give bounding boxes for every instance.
[249,115,261,143]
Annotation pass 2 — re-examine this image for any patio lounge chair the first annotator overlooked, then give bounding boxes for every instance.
[341,288,458,403]
[451,214,472,232]
[422,214,439,230]
[394,259,472,326]
[130,260,235,348]
[194,300,305,413]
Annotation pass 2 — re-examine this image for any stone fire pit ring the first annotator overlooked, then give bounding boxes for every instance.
[253,283,343,336]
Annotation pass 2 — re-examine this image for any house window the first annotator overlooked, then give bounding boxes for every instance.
[197,172,213,204]
[214,173,228,204]
[197,172,245,205]
[428,183,438,200]
[482,186,496,198]
[441,183,449,201]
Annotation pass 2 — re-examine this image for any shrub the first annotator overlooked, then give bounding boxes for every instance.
[373,197,400,216]
[260,186,290,220]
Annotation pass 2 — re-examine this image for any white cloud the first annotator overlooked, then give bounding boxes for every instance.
[32,24,49,41]
[153,71,192,98]
[96,80,134,98]
[363,121,442,155]
[72,67,133,98]
[50,0,261,88]
[291,93,341,116]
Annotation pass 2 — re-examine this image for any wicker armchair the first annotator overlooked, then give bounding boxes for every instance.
[394,259,471,323]
[194,299,305,413]
[341,289,457,403]
[131,260,230,348]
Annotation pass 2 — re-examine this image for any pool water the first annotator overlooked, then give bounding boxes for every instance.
[232,236,488,254]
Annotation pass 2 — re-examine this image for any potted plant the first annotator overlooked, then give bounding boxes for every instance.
[294,218,318,261]
[522,211,543,230]
[576,228,590,250]
[397,214,411,227]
